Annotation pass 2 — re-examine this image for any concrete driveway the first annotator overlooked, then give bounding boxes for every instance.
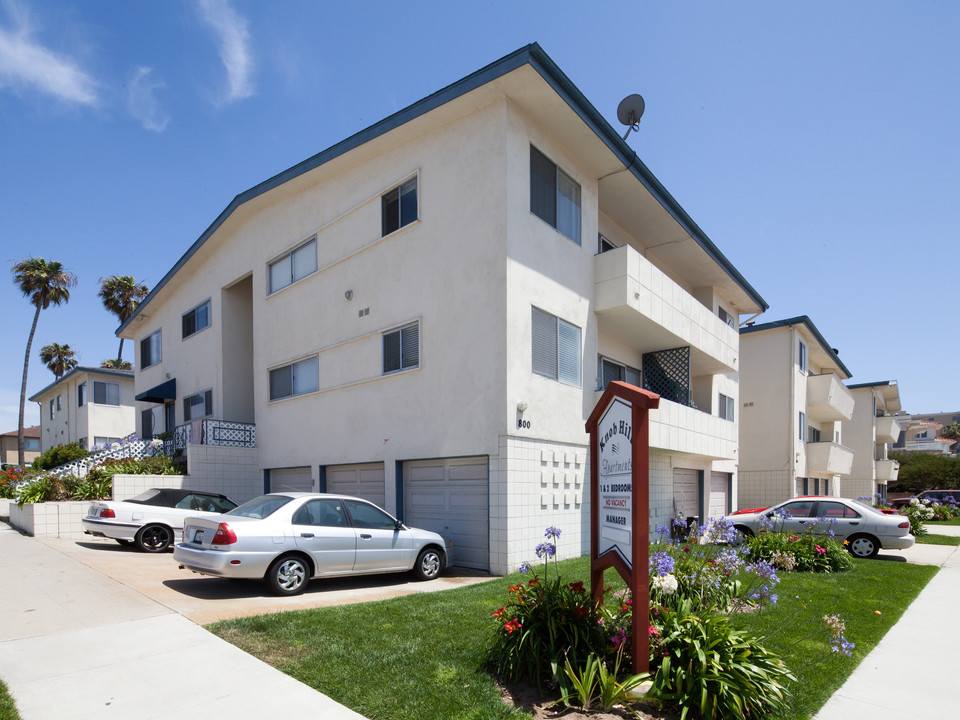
[37,535,494,624]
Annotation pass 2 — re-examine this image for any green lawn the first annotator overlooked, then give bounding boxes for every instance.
[210,556,936,720]
[927,517,960,526]
[0,679,21,720]
[916,533,960,546]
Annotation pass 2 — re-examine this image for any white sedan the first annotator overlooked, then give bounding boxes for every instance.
[728,496,914,559]
[174,492,454,595]
[82,488,237,552]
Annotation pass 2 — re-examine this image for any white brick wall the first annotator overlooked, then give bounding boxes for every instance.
[738,470,793,508]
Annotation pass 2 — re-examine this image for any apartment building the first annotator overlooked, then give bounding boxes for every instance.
[891,411,960,454]
[117,44,766,574]
[738,317,854,507]
[0,425,41,467]
[841,381,902,501]
[28,367,136,452]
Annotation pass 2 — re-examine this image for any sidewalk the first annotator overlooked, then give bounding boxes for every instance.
[814,532,960,720]
[0,523,366,720]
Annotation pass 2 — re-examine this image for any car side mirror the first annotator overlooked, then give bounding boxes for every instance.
[395,519,404,531]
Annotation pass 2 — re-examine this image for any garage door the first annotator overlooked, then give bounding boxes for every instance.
[269,466,314,493]
[709,472,729,519]
[403,457,488,571]
[326,463,386,508]
[673,469,699,520]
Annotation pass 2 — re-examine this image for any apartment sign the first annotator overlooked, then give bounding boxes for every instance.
[597,397,634,569]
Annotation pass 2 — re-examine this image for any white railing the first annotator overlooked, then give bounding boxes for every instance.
[47,435,162,478]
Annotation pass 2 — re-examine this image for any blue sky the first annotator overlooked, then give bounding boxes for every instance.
[2,0,957,432]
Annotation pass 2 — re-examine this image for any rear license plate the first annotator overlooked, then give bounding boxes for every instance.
[193,529,204,543]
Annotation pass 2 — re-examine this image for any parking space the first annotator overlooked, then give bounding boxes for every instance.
[41,535,493,625]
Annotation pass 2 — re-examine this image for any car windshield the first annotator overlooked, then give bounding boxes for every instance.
[226,495,294,519]
[852,499,886,515]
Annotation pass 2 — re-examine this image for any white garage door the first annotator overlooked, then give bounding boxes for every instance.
[673,469,699,520]
[403,457,488,571]
[709,472,729,519]
[326,463,386,508]
[269,466,314,493]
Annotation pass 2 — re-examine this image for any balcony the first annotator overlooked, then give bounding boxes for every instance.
[875,459,899,483]
[806,373,855,422]
[875,416,902,444]
[805,441,854,476]
[594,244,738,376]
[164,419,256,454]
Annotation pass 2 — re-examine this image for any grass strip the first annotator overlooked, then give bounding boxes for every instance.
[210,556,935,720]
[0,679,22,720]
[916,533,960,546]
[926,517,960,526]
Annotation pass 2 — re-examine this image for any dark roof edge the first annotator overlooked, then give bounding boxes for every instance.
[740,315,852,378]
[847,380,896,389]
[118,43,767,335]
[28,366,135,402]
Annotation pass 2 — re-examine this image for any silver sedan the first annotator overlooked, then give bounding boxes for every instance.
[174,492,454,595]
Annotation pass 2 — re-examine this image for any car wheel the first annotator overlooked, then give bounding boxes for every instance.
[413,547,444,581]
[847,534,879,559]
[733,525,754,540]
[267,555,310,596]
[135,524,173,553]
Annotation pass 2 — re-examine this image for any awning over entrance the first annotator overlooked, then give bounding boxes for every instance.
[136,379,176,404]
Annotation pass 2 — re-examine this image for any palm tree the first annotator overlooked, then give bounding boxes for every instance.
[40,343,78,380]
[98,275,149,364]
[13,258,77,466]
[100,358,132,370]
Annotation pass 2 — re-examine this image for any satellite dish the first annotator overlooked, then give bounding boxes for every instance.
[617,94,645,140]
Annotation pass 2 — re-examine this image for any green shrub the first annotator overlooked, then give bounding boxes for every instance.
[900,500,932,537]
[647,599,795,720]
[94,455,178,476]
[744,531,853,573]
[31,442,89,471]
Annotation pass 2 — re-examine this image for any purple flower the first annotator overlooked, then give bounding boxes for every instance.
[649,551,675,577]
[518,561,532,574]
[535,542,556,559]
[544,526,562,540]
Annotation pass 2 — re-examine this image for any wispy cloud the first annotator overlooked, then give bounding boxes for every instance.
[196,0,254,104]
[0,0,98,106]
[127,66,169,132]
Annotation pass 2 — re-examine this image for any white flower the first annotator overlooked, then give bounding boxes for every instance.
[652,573,678,595]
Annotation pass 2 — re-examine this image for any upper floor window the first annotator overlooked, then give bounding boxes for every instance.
[182,299,211,339]
[49,399,54,420]
[382,178,418,236]
[383,322,420,374]
[532,307,581,386]
[798,411,806,440]
[141,330,162,368]
[93,381,120,406]
[598,234,616,254]
[184,390,213,422]
[718,393,735,421]
[56,395,62,411]
[808,426,821,443]
[269,356,320,401]
[798,340,808,374]
[24,438,40,452]
[78,382,86,407]
[718,307,735,328]
[530,146,581,245]
[268,238,317,294]
[599,356,640,390]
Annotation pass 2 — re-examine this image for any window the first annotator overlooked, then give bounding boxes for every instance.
[93,381,120,406]
[807,426,821,443]
[25,438,40,452]
[718,393,735,421]
[718,307,735,328]
[78,383,86,407]
[530,146,581,244]
[183,390,213,422]
[819,501,860,519]
[779,500,815,517]
[182,299,211,339]
[383,322,419,374]
[269,356,320,400]
[599,356,640,390]
[94,436,120,447]
[344,500,397,530]
[49,400,54,420]
[532,307,581,386]
[141,330,161,368]
[56,395,62,411]
[598,234,616,254]
[79,438,88,450]
[823,478,830,495]
[798,340,807,374]
[268,238,317,294]
[798,411,806,440]
[292,499,348,527]
[381,178,418,236]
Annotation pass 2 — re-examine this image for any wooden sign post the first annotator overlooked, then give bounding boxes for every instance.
[585,381,660,674]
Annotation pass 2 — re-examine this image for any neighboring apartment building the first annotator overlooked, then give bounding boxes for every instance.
[28,367,136,452]
[739,317,854,508]
[116,44,767,575]
[841,381,902,501]
[0,425,41,467]
[891,412,960,454]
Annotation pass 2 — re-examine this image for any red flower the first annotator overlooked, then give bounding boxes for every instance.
[573,606,589,619]
[568,581,585,593]
[507,584,521,593]
[648,625,659,637]
[683,546,691,553]
[492,606,505,618]
[504,618,522,634]
[788,536,799,542]
[528,577,539,587]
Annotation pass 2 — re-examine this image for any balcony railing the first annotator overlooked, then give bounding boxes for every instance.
[162,420,256,455]
[875,459,900,482]
[805,441,854,476]
[875,416,902,444]
[806,373,855,422]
